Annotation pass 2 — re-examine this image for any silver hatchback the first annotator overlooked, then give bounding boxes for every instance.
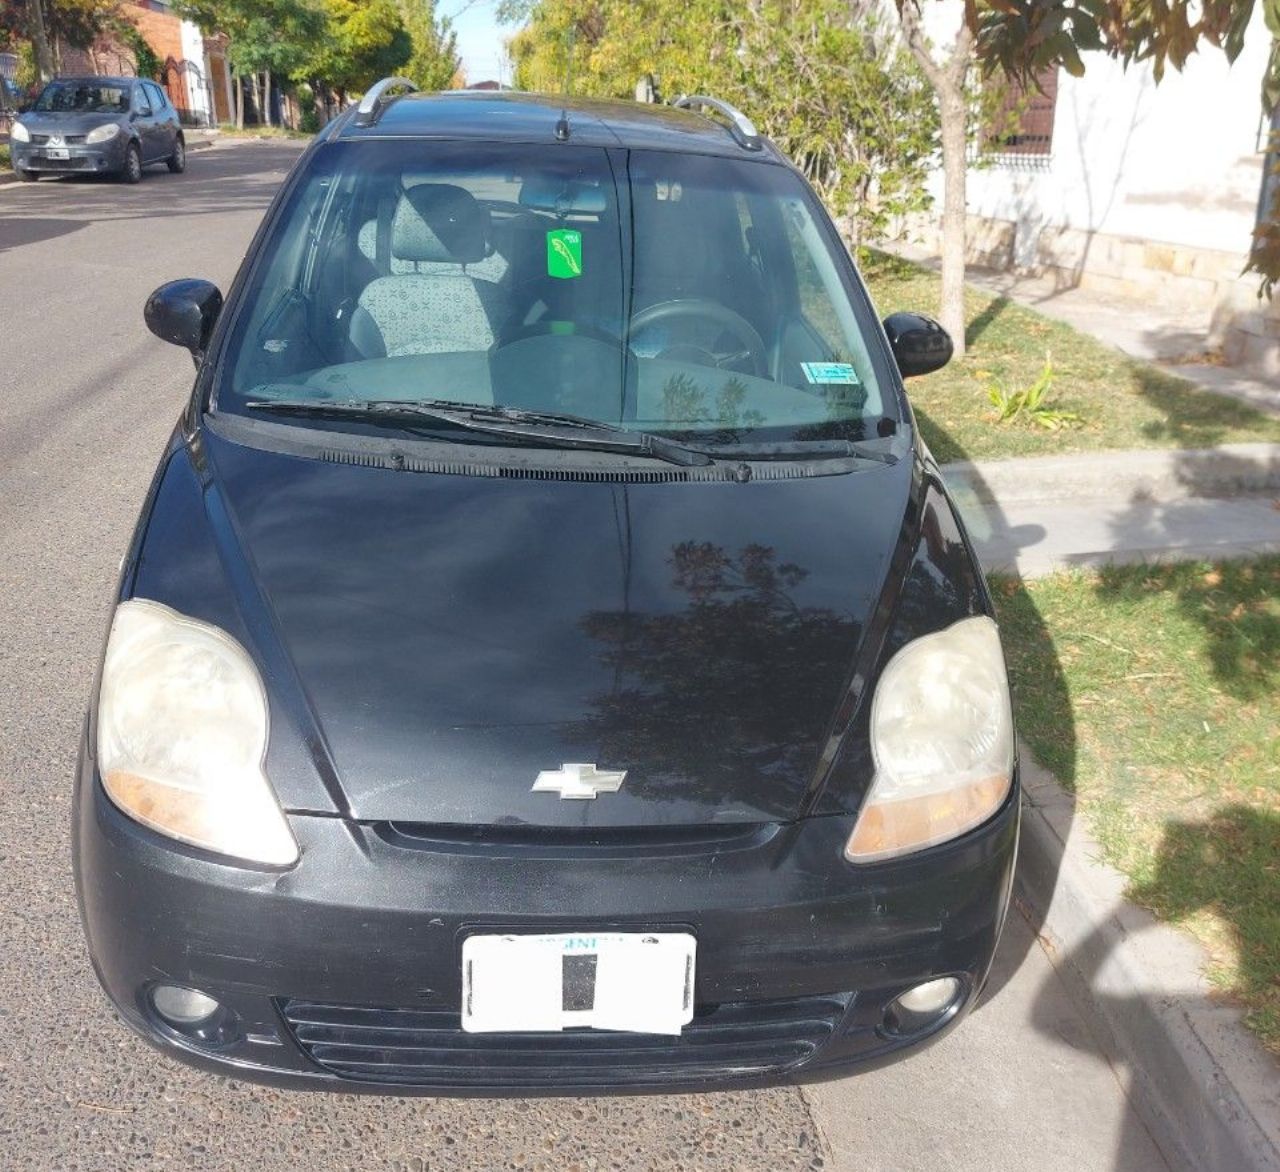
[9,76,185,183]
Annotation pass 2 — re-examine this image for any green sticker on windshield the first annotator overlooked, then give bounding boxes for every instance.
[546,229,583,279]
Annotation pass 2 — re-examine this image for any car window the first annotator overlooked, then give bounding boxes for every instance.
[34,81,131,114]
[220,139,892,445]
[151,83,170,111]
[133,86,152,115]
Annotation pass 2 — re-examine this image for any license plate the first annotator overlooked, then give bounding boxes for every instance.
[46,147,69,160]
[462,932,696,1035]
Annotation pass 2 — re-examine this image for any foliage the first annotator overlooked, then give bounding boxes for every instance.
[967,0,1280,294]
[112,18,160,80]
[397,0,460,91]
[175,0,323,82]
[508,0,939,244]
[984,354,1082,429]
[48,0,118,51]
[294,0,411,95]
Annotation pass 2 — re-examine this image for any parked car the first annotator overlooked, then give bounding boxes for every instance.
[9,75,184,182]
[75,80,1018,1095]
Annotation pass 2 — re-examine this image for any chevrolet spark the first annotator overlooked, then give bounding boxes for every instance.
[74,81,1019,1094]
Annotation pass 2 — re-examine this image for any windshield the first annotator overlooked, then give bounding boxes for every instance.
[220,139,895,445]
[34,80,130,114]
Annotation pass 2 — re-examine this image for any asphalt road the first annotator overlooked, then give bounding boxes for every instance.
[0,141,1171,1172]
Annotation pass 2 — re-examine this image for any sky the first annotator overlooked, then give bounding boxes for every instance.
[441,0,520,87]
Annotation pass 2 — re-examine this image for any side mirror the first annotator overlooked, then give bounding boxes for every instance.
[145,278,223,362]
[883,312,953,379]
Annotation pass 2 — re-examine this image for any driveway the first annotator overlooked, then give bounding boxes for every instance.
[0,142,1170,1172]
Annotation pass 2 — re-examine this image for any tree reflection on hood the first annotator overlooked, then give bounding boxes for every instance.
[576,541,861,809]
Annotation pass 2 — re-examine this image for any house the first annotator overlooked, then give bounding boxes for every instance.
[57,1,234,127]
[912,6,1279,375]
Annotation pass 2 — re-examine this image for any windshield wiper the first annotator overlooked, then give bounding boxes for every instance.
[243,398,713,468]
[695,438,898,465]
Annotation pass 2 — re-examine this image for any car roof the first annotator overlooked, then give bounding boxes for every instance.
[332,90,790,164]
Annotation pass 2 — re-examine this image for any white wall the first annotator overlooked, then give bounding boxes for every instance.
[179,19,211,124]
[920,4,1271,263]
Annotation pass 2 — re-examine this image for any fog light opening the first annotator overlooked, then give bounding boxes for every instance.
[148,984,241,1046]
[883,976,963,1037]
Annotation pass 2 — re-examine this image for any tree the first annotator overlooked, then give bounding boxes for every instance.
[3,0,117,80]
[970,0,1280,295]
[177,0,327,127]
[1,0,55,81]
[508,0,939,251]
[891,1,974,353]
[297,0,411,104]
[397,0,460,91]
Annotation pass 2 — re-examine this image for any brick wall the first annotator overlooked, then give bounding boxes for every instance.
[122,2,187,110]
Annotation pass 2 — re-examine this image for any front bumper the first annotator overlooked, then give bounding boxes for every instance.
[73,739,1019,1095]
[11,138,128,175]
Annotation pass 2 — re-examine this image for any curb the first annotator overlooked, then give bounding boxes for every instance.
[1015,755,1280,1172]
[942,443,1280,507]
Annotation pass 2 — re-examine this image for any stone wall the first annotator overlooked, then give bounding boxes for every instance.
[900,210,1276,372]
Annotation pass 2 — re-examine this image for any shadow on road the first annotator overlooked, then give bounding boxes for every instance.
[0,142,306,257]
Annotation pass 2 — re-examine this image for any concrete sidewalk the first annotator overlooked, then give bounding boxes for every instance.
[942,442,1280,576]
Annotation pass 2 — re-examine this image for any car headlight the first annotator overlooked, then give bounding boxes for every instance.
[11,121,30,143]
[96,598,298,866]
[845,615,1014,863]
[86,123,120,144]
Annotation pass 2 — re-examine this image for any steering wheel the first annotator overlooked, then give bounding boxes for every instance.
[629,298,769,378]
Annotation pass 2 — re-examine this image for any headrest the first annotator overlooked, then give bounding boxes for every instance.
[391,183,490,264]
[518,175,607,216]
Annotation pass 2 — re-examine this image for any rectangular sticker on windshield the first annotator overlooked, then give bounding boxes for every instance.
[802,362,859,385]
[547,229,583,279]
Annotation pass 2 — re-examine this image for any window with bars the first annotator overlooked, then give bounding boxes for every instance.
[988,67,1058,159]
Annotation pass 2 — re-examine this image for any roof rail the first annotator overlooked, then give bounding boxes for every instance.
[672,94,761,151]
[353,77,418,127]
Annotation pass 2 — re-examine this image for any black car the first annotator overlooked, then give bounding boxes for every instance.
[74,80,1018,1094]
[9,75,185,182]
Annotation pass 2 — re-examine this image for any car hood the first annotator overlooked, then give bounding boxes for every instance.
[18,111,122,135]
[141,426,913,827]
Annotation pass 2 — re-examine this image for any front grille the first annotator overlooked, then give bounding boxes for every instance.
[379,819,775,858]
[35,155,89,169]
[280,993,850,1087]
[29,134,86,145]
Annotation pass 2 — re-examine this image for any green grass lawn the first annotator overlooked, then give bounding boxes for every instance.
[860,250,1280,463]
[992,558,1280,1053]
[0,144,10,170]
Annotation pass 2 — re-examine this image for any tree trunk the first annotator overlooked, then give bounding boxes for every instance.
[28,0,55,82]
[233,69,244,130]
[262,70,272,126]
[937,85,968,354]
[897,2,974,357]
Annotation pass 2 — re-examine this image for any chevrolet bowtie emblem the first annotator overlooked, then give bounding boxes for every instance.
[531,763,627,800]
